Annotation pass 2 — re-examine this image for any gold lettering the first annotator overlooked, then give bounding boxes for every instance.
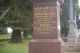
[34,6,56,34]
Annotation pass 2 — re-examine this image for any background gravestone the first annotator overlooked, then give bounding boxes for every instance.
[29,0,64,53]
[67,0,79,43]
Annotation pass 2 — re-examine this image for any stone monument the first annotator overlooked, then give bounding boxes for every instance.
[67,0,79,43]
[29,0,64,53]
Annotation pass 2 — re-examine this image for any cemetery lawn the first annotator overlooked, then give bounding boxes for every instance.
[0,39,29,53]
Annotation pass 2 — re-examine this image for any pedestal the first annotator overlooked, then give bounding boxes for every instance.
[29,0,64,53]
[67,21,78,42]
[29,39,64,53]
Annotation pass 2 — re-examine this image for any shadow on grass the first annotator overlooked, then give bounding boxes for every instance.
[0,39,10,47]
[0,39,10,42]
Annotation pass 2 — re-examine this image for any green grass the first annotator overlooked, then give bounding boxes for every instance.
[0,39,30,53]
[0,34,11,39]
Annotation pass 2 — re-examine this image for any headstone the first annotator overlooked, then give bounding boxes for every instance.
[67,0,79,43]
[29,0,64,53]
[21,31,24,38]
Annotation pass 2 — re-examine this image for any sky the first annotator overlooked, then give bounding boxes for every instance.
[7,27,13,33]
[78,0,80,19]
[79,0,80,6]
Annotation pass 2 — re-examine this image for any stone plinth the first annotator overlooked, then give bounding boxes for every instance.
[67,21,78,43]
[67,0,79,43]
[29,0,64,53]
[65,43,80,52]
[29,39,64,53]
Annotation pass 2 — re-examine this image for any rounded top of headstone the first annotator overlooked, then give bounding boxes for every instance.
[58,0,64,5]
[33,0,64,5]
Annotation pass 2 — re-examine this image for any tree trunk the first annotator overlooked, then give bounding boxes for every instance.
[11,29,22,43]
[23,30,28,39]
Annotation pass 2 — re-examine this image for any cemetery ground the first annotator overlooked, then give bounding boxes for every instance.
[0,34,29,53]
[0,35,80,53]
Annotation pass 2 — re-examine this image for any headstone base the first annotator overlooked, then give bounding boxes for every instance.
[29,39,64,53]
[65,43,80,52]
[67,33,77,42]
[67,21,78,42]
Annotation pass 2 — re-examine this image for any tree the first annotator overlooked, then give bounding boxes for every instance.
[60,0,79,37]
[60,4,69,37]
[0,0,32,43]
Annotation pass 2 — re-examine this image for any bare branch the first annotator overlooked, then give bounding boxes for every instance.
[0,6,12,20]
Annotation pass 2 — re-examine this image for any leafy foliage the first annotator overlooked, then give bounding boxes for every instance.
[0,0,32,35]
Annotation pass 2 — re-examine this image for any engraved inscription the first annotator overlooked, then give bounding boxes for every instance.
[34,6,57,34]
